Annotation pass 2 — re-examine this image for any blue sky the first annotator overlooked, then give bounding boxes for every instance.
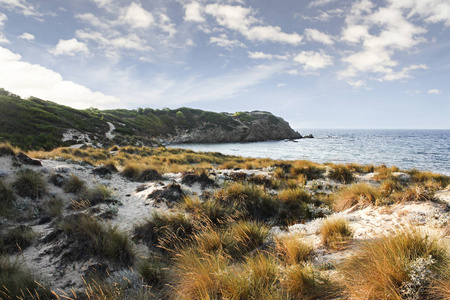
[0,0,449,129]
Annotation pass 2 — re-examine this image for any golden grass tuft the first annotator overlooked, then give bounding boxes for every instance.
[275,233,313,265]
[333,182,380,211]
[12,168,47,199]
[320,217,353,250]
[340,227,450,300]
[63,173,86,193]
[327,164,354,184]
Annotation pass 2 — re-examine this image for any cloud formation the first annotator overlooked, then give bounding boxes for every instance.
[294,50,334,71]
[51,38,89,56]
[0,46,120,108]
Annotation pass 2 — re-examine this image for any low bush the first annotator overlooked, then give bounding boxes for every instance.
[121,164,162,182]
[320,217,353,250]
[408,169,450,188]
[340,227,450,299]
[12,168,47,199]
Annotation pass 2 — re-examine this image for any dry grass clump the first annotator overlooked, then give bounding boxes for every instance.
[333,182,380,211]
[217,182,279,222]
[137,255,168,289]
[60,214,135,265]
[0,142,16,156]
[0,225,36,254]
[380,178,403,197]
[275,233,313,265]
[121,163,162,182]
[227,220,270,257]
[408,169,450,188]
[373,164,399,181]
[134,211,197,254]
[340,227,450,300]
[290,161,325,180]
[12,168,47,199]
[391,184,437,203]
[63,173,86,193]
[327,164,354,184]
[0,179,15,216]
[320,217,353,250]
[0,257,53,300]
[277,187,311,226]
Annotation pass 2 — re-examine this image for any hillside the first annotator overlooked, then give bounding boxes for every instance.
[0,89,302,150]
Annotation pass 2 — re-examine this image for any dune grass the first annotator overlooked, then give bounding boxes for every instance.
[327,164,355,184]
[63,173,86,193]
[320,217,353,250]
[333,182,380,211]
[340,227,450,300]
[0,179,15,216]
[12,168,47,199]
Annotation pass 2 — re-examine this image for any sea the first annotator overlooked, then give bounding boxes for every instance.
[170,129,450,176]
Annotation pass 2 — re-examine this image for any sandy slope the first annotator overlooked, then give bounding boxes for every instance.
[1,155,449,295]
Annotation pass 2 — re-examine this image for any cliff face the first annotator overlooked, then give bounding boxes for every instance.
[169,111,301,143]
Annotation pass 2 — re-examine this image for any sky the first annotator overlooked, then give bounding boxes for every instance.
[0,0,449,129]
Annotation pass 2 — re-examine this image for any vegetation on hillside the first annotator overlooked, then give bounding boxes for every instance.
[0,89,286,151]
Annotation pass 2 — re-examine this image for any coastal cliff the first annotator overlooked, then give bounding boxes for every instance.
[0,90,301,150]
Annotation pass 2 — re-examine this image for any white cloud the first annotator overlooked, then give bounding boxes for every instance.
[347,80,366,88]
[308,0,337,8]
[0,13,8,44]
[121,2,154,29]
[51,38,89,56]
[428,89,442,94]
[339,0,431,83]
[18,32,34,40]
[204,3,302,45]
[285,69,299,75]
[304,28,334,45]
[76,30,151,54]
[277,83,287,87]
[209,34,245,49]
[293,50,334,71]
[0,0,41,17]
[390,0,450,26]
[0,46,120,108]
[247,51,288,60]
[185,2,205,22]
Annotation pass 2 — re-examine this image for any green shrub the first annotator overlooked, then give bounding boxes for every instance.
[13,168,47,199]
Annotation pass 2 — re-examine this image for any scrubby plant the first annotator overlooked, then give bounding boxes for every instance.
[121,164,162,182]
[137,255,168,289]
[333,182,380,211]
[63,173,86,193]
[320,217,353,250]
[12,168,47,199]
[328,164,354,184]
[0,179,15,216]
[340,227,450,300]
[134,211,197,254]
[380,178,403,197]
[84,184,114,205]
[391,184,437,203]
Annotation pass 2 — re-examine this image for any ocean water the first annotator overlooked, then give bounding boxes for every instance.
[170,129,450,175]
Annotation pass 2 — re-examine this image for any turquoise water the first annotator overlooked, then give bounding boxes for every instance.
[170,129,450,175]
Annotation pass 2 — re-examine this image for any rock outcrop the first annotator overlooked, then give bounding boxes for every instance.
[168,111,301,143]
